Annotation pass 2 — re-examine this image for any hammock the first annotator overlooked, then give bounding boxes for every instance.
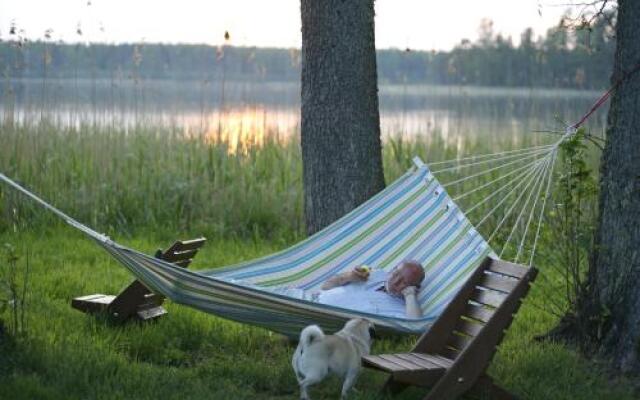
[2,155,511,337]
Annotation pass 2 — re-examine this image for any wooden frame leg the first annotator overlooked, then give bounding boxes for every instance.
[382,376,409,396]
[467,375,518,400]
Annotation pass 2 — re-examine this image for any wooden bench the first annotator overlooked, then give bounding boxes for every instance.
[363,257,537,400]
[71,237,206,323]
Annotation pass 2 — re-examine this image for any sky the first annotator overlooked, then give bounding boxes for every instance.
[0,0,576,51]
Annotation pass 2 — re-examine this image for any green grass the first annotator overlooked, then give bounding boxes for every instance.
[0,228,636,400]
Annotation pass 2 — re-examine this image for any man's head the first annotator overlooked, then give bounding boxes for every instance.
[385,260,425,295]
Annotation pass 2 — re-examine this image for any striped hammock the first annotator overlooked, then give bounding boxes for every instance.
[1,158,494,337]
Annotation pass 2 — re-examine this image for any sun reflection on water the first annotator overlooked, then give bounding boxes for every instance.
[186,106,300,154]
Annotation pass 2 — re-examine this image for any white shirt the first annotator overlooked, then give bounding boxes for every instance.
[315,269,409,318]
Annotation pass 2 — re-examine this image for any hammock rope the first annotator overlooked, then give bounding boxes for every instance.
[485,156,551,243]
[456,156,548,207]
[514,155,555,263]
[427,143,555,167]
[528,150,558,266]
[442,150,550,188]
[431,145,553,174]
[499,155,553,259]
[0,172,111,244]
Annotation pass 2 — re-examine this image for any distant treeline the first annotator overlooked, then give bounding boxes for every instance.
[0,15,614,89]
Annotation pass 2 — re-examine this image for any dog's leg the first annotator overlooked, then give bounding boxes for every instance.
[292,352,305,384]
[299,372,325,400]
[340,369,359,399]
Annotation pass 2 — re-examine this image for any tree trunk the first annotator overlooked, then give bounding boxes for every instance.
[300,0,385,235]
[589,0,640,373]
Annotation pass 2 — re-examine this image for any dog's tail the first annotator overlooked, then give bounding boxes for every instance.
[299,324,324,349]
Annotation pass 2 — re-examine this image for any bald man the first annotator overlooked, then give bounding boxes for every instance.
[317,261,425,319]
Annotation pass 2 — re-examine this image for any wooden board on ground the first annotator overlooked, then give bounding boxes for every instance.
[71,237,206,322]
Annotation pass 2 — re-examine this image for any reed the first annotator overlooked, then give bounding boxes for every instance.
[0,118,548,241]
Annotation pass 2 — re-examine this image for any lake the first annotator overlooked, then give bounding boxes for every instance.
[0,78,608,153]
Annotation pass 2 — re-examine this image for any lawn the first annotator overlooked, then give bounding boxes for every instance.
[0,227,636,400]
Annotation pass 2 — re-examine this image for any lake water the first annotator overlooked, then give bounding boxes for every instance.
[1,78,608,152]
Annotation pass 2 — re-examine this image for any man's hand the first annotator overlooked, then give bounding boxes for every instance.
[400,285,417,297]
[352,265,371,280]
[401,286,422,319]
[321,265,371,290]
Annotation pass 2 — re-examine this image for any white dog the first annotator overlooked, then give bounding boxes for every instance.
[292,318,375,399]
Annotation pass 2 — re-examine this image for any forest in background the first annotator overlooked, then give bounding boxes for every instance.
[0,14,614,89]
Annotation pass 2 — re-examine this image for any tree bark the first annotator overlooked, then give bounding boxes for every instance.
[589,0,640,373]
[300,0,385,235]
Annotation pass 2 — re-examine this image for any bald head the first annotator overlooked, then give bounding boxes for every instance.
[386,260,425,295]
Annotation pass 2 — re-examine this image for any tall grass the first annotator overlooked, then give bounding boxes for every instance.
[0,121,304,240]
[1,118,542,241]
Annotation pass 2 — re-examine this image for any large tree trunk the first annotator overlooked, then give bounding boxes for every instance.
[589,0,640,373]
[300,0,385,235]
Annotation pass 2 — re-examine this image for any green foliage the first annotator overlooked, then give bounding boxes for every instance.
[558,128,598,212]
[540,128,600,337]
[0,242,31,338]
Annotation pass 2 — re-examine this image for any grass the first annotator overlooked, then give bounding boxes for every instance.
[0,228,637,400]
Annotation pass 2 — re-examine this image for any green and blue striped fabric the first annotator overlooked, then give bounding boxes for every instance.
[0,157,494,337]
[92,158,493,337]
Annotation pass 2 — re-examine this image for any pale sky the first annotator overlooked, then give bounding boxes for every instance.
[0,0,574,51]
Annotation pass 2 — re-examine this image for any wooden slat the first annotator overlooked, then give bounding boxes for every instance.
[463,303,494,323]
[411,258,492,354]
[447,333,474,351]
[409,353,450,369]
[427,354,455,368]
[439,346,460,361]
[161,249,199,263]
[394,353,443,370]
[166,238,206,253]
[479,274,518,293]
[379,355,424,371]
[108,280,151,320]
[71,294,115,313]
[74,294,112,302]
[363,355,405,372]
[487,259,528,279]
[471,289,506,308]
[455,319,484,337]
[137,306,167,320]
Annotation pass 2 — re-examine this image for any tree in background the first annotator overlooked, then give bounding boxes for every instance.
[546,0,640,375]
[299,0,385,235]
[581,0,640,373]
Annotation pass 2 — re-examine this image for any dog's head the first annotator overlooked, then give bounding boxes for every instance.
[344,318,376,345]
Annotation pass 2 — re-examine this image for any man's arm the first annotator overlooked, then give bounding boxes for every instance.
[321,266,370,290]
[401,286,422,318]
